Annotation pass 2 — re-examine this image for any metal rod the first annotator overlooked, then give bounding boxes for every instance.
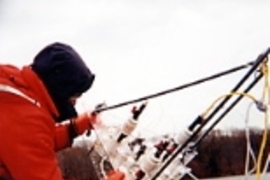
[188,49,269,132]
[192,72,263,147]
[151,73,263,180]
[150,49,269,180]
[95,61,255,113]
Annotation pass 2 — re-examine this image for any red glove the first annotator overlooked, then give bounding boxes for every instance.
[103,170,125,180]
[72,112,102,136]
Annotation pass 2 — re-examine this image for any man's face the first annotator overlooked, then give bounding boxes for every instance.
[68,93,82,105]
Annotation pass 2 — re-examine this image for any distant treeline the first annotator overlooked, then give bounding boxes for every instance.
[57,128,270,180]
[184,128,270,179]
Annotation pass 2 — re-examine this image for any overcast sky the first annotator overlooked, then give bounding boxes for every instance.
[1,0,270,137]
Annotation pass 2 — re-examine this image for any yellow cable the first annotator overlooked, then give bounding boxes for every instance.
[201,92,258,118]
[256,128,268,180]
[190,60,269,180]
[256,61,270,180]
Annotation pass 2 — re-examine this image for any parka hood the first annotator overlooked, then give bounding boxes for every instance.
[31,42,95,121]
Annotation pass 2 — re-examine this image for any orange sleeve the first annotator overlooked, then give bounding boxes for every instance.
[54,112,99,151]
[0,103,64,180]
[0,92,99,180]
[54,123,72,151]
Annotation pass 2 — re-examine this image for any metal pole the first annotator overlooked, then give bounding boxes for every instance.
[193,72,263,148]
[151,49,269,180]
[95,61,255,113]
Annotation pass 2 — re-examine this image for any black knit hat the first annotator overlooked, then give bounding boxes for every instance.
[32,42,95,121]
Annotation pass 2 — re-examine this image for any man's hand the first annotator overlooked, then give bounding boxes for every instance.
[72,111,101,136]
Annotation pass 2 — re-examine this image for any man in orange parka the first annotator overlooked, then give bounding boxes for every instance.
[0,43,124,180]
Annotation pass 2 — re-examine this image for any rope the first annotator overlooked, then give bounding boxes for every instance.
[262,154,270,174]
[244,102,257,179]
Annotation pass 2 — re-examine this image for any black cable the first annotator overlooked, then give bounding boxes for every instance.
[192,72,263,148]
[150,48,269,180]
[187,49,269,132]
[152,72,263,180]
[95,61,254,113]
[176,73,264,180]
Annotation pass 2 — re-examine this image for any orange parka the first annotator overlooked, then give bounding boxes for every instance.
[0,65,93,180]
